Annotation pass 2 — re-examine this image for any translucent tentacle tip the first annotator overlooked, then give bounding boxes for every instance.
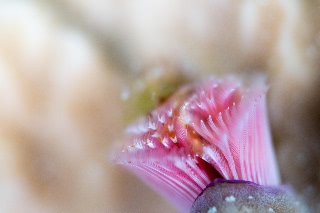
[191,179,308,213]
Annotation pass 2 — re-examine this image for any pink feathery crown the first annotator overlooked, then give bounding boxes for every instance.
[115,76,280,212]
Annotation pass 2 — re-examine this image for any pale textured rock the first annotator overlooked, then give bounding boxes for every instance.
[0,1,122,213]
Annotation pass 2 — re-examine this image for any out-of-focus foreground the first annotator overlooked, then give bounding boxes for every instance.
[0,0,319,212]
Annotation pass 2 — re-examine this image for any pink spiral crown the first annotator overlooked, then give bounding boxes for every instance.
[115,76,280,212]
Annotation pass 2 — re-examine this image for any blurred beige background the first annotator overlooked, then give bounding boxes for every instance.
[0,0,319,212]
